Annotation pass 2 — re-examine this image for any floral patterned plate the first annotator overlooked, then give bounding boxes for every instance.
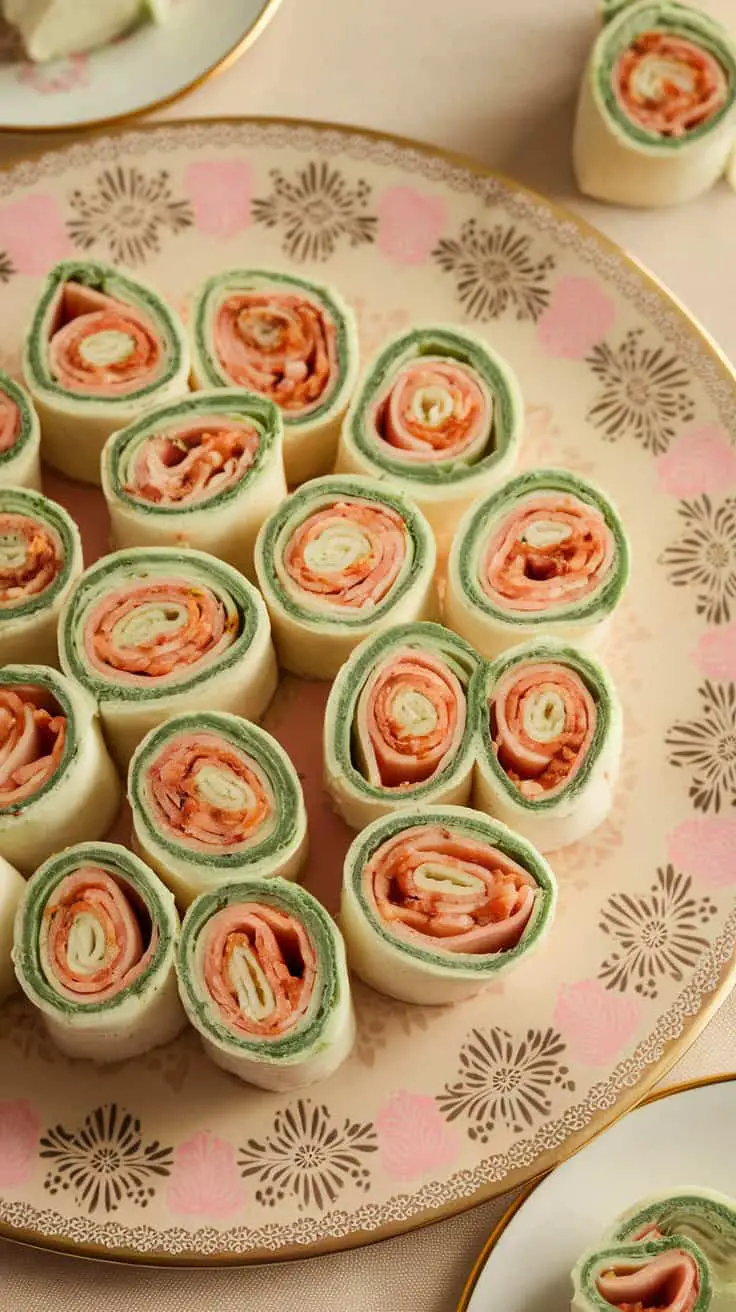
[0,0,280,132]
[1,117,735,1265]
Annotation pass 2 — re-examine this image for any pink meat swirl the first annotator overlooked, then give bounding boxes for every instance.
[43,867,156,1004]
[213,290,338,416]
[48,281,163,397]
[490,661,596,798]
[372,357,490,461]
[595,1249,700,1312]
[366,823,537,954]
[0,513,62,607]
[356,647,466,788]
[200,902,316,1038]
[146,731,271,851]
[0,684,65,808]
[283,500,406,609]
[123,418,260,506]
[481,491,615,613]
[614,30,729,138]
[0,384,20,454]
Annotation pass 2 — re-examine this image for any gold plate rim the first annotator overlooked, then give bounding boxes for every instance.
[0,115,734,1268]
[456,1070,736,1312]
[0,0,283,135]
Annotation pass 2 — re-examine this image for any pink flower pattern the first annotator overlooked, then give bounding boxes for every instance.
[537,276,616,360]
[166,1131,244,1218]
[692,624,736,682]
[375,1091,457,1179]
[377,187,446,266]
[185,160,253,238]
[667,818,736,887]
[0,1101,39,1187]
[17,54,89,95]
[553,980,640,1065]
[0,194,71,275]
[657,425,736,498]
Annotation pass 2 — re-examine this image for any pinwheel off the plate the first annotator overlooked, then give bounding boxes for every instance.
[176,878,355,1091]
[13,841,185,1063]
[129,712,308,907]
[189,268,359,485]
[24,259,189,484]
[572,1235,712,1312]
[574,0,736,205]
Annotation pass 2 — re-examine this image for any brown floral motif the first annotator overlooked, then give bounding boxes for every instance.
[585,328,695,455]
[67,166,193,265]
[598,866,717,999]
[40,1104,173,1215]
[437,1027,575,1143]
[0,251,14,284]
[666,681,736,813]
[238,1100,377,1211]
[432,218,555,323]
[251,162,377,262]
[660,496,736,626]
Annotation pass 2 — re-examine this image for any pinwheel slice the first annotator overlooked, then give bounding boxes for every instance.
[609,1189,736,1288]
[0,370,41,491]
[571,1237,712,1312]
[254,473,437,678]
[337,325,523,549]
[129,711,308,907]
[190,269,359,485]
[0,487,83,667]
[13,842,184,1062]
[0,855,24,1003]
[176,878,355,1091]
[324,621,480,830]
[102,390,286,579]
[58,546,277,769]
[472,638,622,851]
[573,0,736,205]
[2,0,169,62]
[0,665,121,875]
[445,469,629,659]
[23,259,189,484]
[341,804,557,1005]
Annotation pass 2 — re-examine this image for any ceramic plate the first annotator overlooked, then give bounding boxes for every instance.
[0,1,280,132]
[0,118,735,1265]
[461,1074,736,1311]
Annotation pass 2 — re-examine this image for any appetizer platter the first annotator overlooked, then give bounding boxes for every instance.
[460,1075,736,1310]
[0,113,734,1265]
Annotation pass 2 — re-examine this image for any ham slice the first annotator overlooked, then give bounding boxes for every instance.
[0,685,65,807]
[124,417,260,506]
[482,491,615,613]
[373,357,490,462]
[43,866,157,1004]
[202,901,317,1038]
[596,1250,700,1312]
[356,646,466,788]
[146,729,272,851]
[283,499,406,609]
[48,280,164,397]
[367,822,537,954]
[0,512,62,606]
[0,386,20,454]
[491,660,596,798]
[213,291,338,416]
[614,30,728,139]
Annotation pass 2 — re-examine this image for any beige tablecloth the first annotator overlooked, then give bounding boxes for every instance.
[1,0,735,1306]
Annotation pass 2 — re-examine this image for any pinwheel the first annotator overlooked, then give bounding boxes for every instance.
[13,842,185,1062]
[445,469,630,658]
[324,621,480,830]
[609,1189,736,1288]
[23,259,189,483]
[189,269,358,485]
[129,711,308,907]
[176,878,355,1091]
[571,1236,712,1312]
[0,370,41,490]
[341,804,557,1005]
[0,487,82,667]
[102,390,286,579]
[255,474,437,678]
[337,325,522,548]
[574,0,736,205]
[58,546,277,768]
[472,638,622,850]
